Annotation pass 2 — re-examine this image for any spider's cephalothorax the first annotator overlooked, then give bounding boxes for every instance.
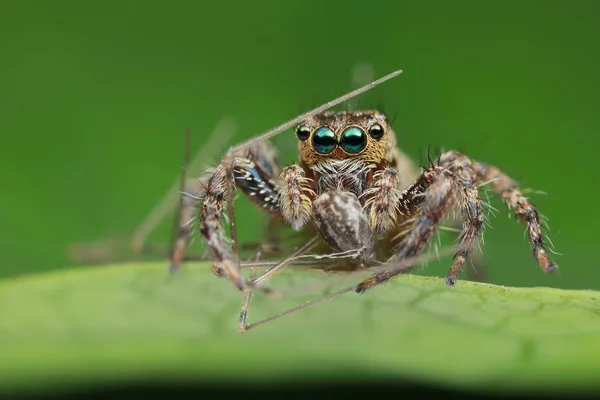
[168,70,558,331]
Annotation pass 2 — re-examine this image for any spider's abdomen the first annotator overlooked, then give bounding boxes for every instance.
[312,191,374,261]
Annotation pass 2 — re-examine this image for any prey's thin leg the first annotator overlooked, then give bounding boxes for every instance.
[241,287,355,331]
[225,69,402,155]
[250,236,320,287]
[238,268,258,333]
[239,236,370,332]
[169,128,191,272]
[238,246,265,332]
[238,246,457,332]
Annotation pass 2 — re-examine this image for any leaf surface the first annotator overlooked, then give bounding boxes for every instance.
[1,262,599,395]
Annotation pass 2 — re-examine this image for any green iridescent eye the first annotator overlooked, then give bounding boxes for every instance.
[312,127,337,154]
[340,126,367,154]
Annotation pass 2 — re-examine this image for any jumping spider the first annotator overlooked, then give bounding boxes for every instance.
[170,69,558,331]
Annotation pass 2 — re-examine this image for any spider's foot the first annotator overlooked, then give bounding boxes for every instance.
[211,264,225,277]
[353,276,379,294]
[212,261,247,291]
[538,250,559,273]
[445,275,457,287]
[169,262,181,275]
[546,262,559,273]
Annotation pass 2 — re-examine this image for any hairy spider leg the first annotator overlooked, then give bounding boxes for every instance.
[438,150,557,280]
[171,140,282,275]
[185,149,282,290]
[434,151,485,285]
[466,156,558,273]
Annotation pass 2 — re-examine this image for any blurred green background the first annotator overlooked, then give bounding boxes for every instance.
[1,0,598,290]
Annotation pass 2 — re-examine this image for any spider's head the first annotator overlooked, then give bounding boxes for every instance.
[295,110,395,168]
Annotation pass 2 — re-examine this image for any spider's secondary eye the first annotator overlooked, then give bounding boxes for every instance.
[368,123,385,140]
[312,127,336,154]
[340,127,367,154]
[296,125,311,141]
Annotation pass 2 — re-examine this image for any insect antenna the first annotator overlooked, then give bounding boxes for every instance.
[226,70,403,155]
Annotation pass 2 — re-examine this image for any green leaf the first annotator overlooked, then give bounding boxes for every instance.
[1,262,599,396]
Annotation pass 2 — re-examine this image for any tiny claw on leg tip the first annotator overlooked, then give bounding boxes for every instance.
[445,275,457,287]
[354,284,367,294]
[169,263,180,275]
[234,280,246,292]
[546,263,559,273]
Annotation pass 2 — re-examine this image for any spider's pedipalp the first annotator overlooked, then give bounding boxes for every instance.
[279,164,315,231]
[363,167,401,237]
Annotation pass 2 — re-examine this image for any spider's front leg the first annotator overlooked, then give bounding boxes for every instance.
[172,142,281,290]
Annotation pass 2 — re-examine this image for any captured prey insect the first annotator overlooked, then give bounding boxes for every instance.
[170,69,559,332]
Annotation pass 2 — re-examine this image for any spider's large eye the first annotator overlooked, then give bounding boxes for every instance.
[312,127,336,154]
[368,123,385,140]
[296,125,311,141]
[340,127,367,154]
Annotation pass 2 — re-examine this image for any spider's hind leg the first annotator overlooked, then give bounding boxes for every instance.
[439,150,558,275]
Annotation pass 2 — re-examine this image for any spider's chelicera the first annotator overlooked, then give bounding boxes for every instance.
[169,71,558,331]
